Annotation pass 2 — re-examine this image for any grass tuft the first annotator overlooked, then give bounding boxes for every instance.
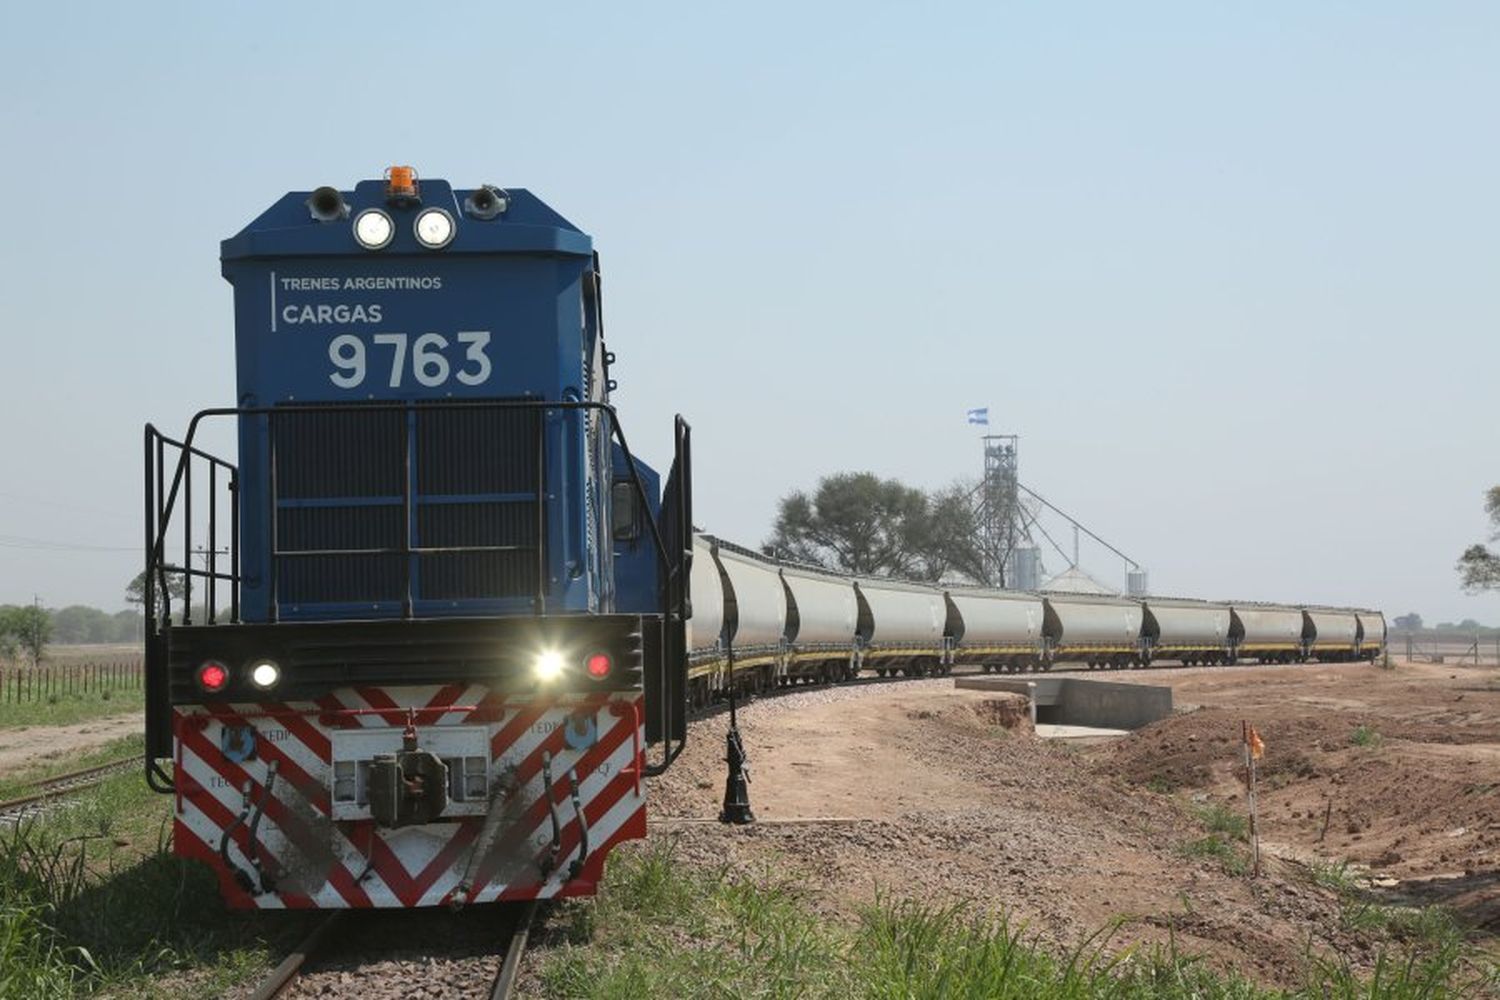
[0,769,308,995]
[1302,858,1363,895]
[1179,835,1250,876]
[1349,725,1383,749]
[1194,801,1249,842]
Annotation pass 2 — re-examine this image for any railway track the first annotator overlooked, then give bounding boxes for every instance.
[245,901,540,1000]
[0,754,144,824]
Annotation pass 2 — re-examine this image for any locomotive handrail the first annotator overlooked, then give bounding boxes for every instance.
[152,400,679,604]
[145,398,692,766]
[145,425,241,625]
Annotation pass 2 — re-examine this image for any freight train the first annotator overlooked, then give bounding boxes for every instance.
[140,168,1382,911]
[681,536,1386,708]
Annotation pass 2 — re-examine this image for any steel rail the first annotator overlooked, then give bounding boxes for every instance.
[247,912,345,1000]
[490,900,539,1000]
[0,754,146,822]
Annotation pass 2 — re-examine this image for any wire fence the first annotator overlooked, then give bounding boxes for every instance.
[1392,632,1500,667]
[0,661,143,704]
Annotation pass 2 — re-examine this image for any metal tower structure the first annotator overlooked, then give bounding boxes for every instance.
[976,435,1041,589]
[970,433,1146,593]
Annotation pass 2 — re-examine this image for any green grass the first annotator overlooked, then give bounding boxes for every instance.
[1303,857,1470,957]
[1194,801,1250,842]
[1303,858,1364,896]
[0,770,309,996]
[0,735,145,801]
[542,839,1500,999]
[1179,834,1251,877]
[0,686,143,730]
[1350,725,1384,749]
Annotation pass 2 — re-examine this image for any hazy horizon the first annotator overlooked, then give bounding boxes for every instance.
[2,2,1496,623]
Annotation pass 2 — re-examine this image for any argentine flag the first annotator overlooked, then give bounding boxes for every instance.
[966,407,989,426]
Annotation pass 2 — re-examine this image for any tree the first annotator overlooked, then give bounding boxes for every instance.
[764,472,986,582]
[766,473,929,577]
[1458,487,1500,593]
[0,605,51,664]
[125,570,185,611]
[921,483,989,583]
[1392,612,1423,631]
[0,612,17,664]
[52,605,116,644]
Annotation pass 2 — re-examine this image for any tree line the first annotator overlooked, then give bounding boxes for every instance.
[0,604,141,662]
[0,571,178,663]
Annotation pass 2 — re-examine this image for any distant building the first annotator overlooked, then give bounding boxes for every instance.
[1040,566,1118,596]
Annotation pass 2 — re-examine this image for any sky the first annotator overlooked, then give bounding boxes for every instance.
[0,1,1496,623]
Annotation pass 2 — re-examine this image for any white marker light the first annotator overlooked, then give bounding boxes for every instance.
[249,660,281,689]
[533,649,566,683]
[414,208,456,249]
[353,209,395,250]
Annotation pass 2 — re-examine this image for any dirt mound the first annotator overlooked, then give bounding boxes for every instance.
[906,693,1033,733]
[1092,698,1500,925]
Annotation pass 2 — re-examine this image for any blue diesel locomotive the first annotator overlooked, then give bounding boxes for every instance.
[143,168,690,909]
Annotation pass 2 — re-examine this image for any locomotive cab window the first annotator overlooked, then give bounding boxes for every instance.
[611,480,641,541]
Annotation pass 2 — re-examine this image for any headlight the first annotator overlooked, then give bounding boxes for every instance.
[414,208,456,249]
[353,209,395,250]
[249,660,281,690]
[533,649,566,683]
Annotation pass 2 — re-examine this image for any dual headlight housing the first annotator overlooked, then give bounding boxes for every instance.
[352,207,455,251]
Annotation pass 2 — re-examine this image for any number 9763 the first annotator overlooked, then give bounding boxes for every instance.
[327,331,492,390]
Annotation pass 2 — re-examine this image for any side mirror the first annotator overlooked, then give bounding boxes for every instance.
[611,481,641,541]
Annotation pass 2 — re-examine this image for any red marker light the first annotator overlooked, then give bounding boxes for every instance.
[197,660,230,694]
[585,653,612,680]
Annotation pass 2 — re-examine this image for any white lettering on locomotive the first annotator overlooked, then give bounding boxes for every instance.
[281,303,385,325]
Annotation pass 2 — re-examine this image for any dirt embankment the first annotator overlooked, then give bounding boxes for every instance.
[1093,661,1500,930]
[650,678,1411,988]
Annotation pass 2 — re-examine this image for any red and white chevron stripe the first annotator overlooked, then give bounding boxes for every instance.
[172,685,647,909]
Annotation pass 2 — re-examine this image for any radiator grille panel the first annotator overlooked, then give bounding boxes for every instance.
[417,409,538,495]
[271,406,542,609]
[275,410,404,498]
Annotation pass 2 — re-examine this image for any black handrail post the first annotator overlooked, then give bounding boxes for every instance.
[229,469,240,623]
[208,462,218,624]
[182,452,192,620]
[155,435,169,623]
[143,428,156,637]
